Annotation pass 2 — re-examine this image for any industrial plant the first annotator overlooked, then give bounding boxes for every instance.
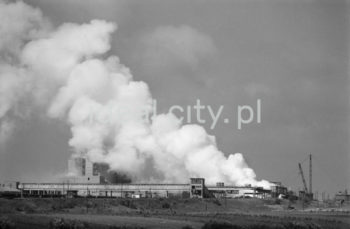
[3,153,345,205]
[0,156,286,199]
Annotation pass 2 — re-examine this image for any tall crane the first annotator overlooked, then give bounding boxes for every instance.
[298,163,308,193]
[309,154,312,194]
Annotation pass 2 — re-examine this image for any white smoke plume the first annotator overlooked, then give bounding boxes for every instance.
[0,0,49,146]
[0,1,271,189]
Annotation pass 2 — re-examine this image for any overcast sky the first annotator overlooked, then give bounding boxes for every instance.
[0,0,349,196]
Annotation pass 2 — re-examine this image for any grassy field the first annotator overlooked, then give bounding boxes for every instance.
[0,198,349,229]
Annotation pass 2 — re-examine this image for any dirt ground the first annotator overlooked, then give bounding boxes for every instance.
[0,198,349,229]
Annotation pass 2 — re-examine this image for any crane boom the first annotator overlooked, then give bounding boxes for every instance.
[298,163,308,193]
[309,154,312,194]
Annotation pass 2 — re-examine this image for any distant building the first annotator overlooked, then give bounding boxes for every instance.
[0,181,19,191]
[67,156,104,184]
[335,190,350,203]
[15,156,272,199]
[206,182,271,199]
[190,178,205,198]
[270,181,288,198]
[17,178,271,199]
[0,181,20,197]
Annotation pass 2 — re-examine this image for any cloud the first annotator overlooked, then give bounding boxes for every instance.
[0,0,50,62]
[0,118,15,148]
[0,1,270,188]
[0,0,49,145]
[22,20,116,84]
[141,25,216,69]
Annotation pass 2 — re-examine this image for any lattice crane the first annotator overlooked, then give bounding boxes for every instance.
[298,163,308,193]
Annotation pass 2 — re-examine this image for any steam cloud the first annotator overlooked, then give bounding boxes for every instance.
[0,1,270,189]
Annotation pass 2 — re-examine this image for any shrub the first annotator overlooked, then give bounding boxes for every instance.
[182,226,194,229]
[212,199,222,206]
[108,226,145,229]
[202,221,241,229]
[120,200,137,209]
[274,199,281,205]
[0,216,16,229]
[49,218,87,229]
[162,202,171,209]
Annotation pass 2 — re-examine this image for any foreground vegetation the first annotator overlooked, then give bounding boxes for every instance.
[0,198,349,229]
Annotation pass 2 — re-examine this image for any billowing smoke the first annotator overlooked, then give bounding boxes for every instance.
[0,1,270,189]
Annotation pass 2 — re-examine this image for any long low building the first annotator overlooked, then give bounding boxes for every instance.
[17,178,206,198]
[14,158,281,199]
[18,182,191,198]
[207,184,271,199]
[17,178,277,199]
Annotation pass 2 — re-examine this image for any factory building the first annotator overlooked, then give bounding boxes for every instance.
[335,190,350,203]
[17,156,192,198]
[17,179,273,199]
[15,156,274,199]
[270,181,288,198]
[18,183,191,198]
[67,157,104,184]
[207,183,271,199]
[0,181,20,198]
